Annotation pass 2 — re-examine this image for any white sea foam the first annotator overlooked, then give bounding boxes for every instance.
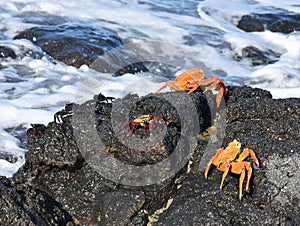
[0,129,25,177]
[0,0,299,177]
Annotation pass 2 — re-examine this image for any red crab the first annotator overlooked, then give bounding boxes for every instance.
[115,114,170,138]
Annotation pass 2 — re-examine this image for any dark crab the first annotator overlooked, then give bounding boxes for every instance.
[26,124,46,137]
[95,93,115,104]
[95,93,115,123]
[54,93,116,124]
[54,103,74,123]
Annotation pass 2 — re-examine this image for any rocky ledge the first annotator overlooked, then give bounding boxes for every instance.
[1,86,299,226]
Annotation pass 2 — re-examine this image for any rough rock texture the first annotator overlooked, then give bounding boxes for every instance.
[157,87,300,225]
[23,113,178,225]
[0,177,73,225]
[91,91,211,165]
[237,13,300,33]
[1,86,299,225]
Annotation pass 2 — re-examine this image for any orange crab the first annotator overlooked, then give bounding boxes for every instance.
[204,139,260,200]
[156,68,227,107]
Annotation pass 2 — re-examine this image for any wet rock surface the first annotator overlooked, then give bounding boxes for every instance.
[237,13,300,33]
[235,46,281,66]
[14,25,123,68]
[13,25,147,74]
[1,86,299,225]
[0,46,16,59]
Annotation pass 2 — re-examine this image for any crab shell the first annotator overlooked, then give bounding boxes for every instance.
[156,68,227,107]
[204,139,260,200]
[156,68,204,93]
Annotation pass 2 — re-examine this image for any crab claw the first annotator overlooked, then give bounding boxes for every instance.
[188,76,227,107]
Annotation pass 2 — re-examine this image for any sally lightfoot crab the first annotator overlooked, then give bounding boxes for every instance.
[156,68,227,107]
[204,139,260,200]
[115,114,171,139]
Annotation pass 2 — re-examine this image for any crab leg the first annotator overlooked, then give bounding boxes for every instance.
[197,76,221,91]
[219,162,231,191]
[230,162,252,200]
[216,88,225,108]
[204,147,225,179]
[186,83,200,93]
[237,148,260,167]
[202,76,227,107]
[149,116,169,131]
[114,121,134,139]
[238,166,246,200]
[156,82,170,93]
[187,76,227,107]
[245,163,252,193]
[157,81,185,93]
[247,148,260,167]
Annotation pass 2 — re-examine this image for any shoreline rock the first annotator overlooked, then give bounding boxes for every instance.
[14,25,123,68]
[1,86,299,225]
[237,13,300,34]
[13,25,147,75]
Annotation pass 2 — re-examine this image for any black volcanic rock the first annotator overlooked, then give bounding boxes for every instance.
[1,86,299,225]
[0,46,16,59]
[14,25,122,68]
[157,88,300,225]
[0,177,73,225]
[16,90,214,225]
[13,25,148,74]
[237,13,300,33]
[239,46,281,66]
[225,85,272,104]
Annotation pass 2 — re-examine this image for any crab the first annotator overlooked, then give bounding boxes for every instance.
[54,93,115,124]
[156,68,227,107]
[204,139,260,200]
[27,124,46,137]
[95,93,115,104]
[54,103,74,123]
[115,114,170,138]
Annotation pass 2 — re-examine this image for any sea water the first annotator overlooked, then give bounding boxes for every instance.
[0,0,299,177]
